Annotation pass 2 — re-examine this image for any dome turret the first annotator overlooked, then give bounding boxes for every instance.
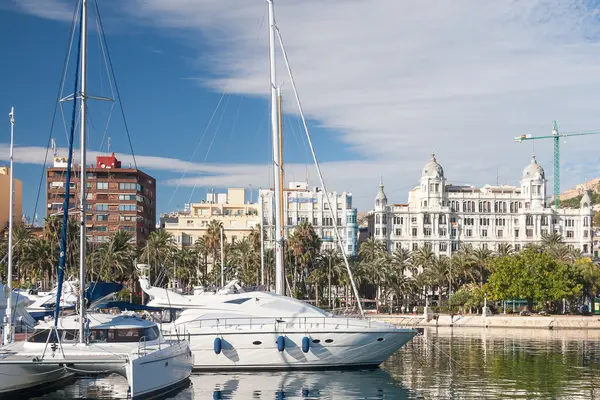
[375,177,387,210]
[421,152,444,179]
[522,154,544,180]
[581,190,593,209]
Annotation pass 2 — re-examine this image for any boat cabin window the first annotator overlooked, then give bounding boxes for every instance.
[108,326,159,342]
[27,326,160,343]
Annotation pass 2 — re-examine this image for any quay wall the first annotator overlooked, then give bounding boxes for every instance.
[369,314,600,330]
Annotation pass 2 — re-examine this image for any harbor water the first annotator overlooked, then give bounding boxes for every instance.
[30,327,600,399]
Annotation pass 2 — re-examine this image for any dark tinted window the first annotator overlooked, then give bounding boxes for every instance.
[224,298,250,305]
[89,329,108,343]
[107,327,159,343]
[27,330,51,343]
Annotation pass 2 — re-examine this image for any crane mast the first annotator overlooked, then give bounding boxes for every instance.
[514,121,600,208]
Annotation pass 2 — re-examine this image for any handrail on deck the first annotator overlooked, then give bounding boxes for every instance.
[181,315,411,330]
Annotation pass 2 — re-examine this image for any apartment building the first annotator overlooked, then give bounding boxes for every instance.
[46,153,156,246]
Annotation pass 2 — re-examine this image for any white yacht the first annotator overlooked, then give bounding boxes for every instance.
[0,312,192,397]
[140,271,416,370]
[138,0,417,371]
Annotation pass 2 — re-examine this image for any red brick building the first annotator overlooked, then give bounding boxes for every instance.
[46,153,156,246]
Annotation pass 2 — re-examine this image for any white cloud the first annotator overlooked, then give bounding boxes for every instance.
[12,0,75,22]
[125,0,600,207]
[11,0,600,210]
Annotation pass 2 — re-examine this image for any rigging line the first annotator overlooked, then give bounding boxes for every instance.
[96,14,104,99]
[225,96,244,150]
[187,94,232,204]
[31,0,81,228]
[284,115,311,171]
[94,0,137,169]
[98,102,115,153]
[167,92,227,208]
[172,14,266,208]
[275,25,364,318]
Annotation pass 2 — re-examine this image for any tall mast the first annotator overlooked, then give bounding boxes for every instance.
[78,0,88,344]
[3,107,15,345]
[259,191,265,286]
[220,226,224,287]
[277,87,285,293]
[268,0,285,296]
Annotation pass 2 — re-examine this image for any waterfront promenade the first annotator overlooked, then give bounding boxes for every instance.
[370,313,600,329]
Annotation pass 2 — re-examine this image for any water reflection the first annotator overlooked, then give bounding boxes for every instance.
[27,327,600,399]
[183,369,411,399]
[387,327,600,399]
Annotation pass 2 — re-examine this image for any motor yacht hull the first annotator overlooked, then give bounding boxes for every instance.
[165,328,415,370]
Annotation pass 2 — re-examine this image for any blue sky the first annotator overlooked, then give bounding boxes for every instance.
[3,0,600,223]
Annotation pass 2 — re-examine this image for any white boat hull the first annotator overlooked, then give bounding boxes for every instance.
[127,340,193,398]
[165,329,415,370]
[0,362,72,394]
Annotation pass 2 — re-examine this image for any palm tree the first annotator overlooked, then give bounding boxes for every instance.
[320,248,342,308]
[496,243,514,257]
[194,236,210,285]
[358,238,386,264]
[577,258,600,314]
[471,247,492,285]
[89,231,135,282]
[205,220,225,278]
[452,250,477,286]
[541,232,564,249]
[231,238,256,285]
[288,222,321,295]
[10,224,33,281]
[141,230,175,284]
[392,247,411,276]
[411,246,435,275]
[423,255,451,306]
[21,238,55,288]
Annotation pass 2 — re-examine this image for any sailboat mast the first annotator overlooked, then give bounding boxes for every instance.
[78,0,88,344]
[4,107,15,345]
[268,0,285,296]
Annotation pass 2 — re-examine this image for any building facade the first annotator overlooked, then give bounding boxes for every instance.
[259,182,358,256]
[0,167,22,231]
[46,153,156,246]
[163,188,260,248]
[370,153,594,256]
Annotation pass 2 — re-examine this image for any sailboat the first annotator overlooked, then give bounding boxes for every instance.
[0,0,192,396]
[139,0,417,370]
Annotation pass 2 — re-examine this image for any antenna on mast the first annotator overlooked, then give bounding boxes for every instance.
[51,138,58,157]
[107,137,111,154]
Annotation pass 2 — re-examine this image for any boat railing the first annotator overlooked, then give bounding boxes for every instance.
[137,335,147,356]
[190,315,388,331]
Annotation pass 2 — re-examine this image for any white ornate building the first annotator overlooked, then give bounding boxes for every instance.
[370,153,594,256]
[260,182,358,256]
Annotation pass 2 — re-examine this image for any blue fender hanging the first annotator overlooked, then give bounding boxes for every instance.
[214,337,222,354]
[301,336,310,353]
[277,335,285,352]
